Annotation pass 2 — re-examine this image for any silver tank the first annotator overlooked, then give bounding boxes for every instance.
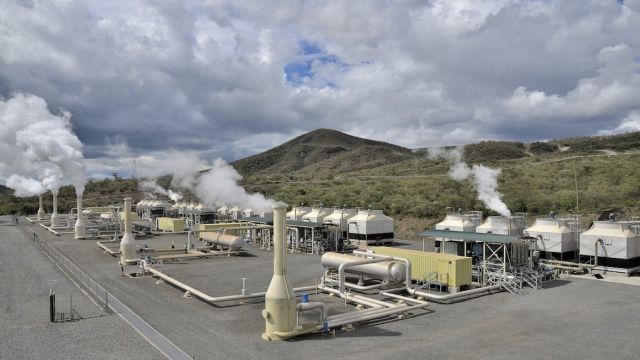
[321,252,405,283]
[203,233,244,250]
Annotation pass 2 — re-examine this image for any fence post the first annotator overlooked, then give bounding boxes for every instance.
[49,289,55,323]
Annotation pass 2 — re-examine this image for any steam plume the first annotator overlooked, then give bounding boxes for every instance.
[138,179,183,202]
[428,146,511,216]
[0,93,86,196]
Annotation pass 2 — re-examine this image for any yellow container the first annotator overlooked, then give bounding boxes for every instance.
[369,247,472,288]
[156,217,185,232]
[119,212,139,221]
[198,223,252,239]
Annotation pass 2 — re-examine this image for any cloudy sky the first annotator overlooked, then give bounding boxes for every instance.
[1,0,640,177]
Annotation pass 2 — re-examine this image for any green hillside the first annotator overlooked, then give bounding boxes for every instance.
[2,129,640,239]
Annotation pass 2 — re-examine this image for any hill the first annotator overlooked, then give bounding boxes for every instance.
[3,130,640,239]
[231,128,413,178]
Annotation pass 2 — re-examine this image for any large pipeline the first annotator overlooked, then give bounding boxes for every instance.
[146,266,315,303]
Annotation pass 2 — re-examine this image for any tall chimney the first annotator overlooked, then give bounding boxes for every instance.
[37,194,45,221]
[74,193,87,239]
[262,203,296,341]
[120,197,136,264]
[50,191,61,227]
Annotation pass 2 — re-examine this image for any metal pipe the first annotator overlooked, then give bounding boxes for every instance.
[147,267,315,303]
[338,257,395,294]
[297,302,327,323]
[541,259,595,268]
[317,285,388,309]
[594,238,604,267]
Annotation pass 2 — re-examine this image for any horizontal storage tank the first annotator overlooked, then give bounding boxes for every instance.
[369,247,472,289]
[301,207,333,223]
[286,206,312,221]
[580,221,640,268]
[156,217,186,232]
[321,252,405,283]
[524,218,577,258]
[347,210,394,243]
[323,209,357,232]
[476,216,525,236]
[201,232,244,250]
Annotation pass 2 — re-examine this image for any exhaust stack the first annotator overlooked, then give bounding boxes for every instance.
[50,192,62,227]
[120,197,137,264]
[37,194,45,221]
[74,193,87,239]
[262,203,297,341]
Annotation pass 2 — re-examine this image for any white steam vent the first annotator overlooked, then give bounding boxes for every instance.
[428,147,511,216]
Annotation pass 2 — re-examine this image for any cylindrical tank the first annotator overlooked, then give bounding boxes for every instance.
[206,234,244,250]
[321,252,406,283]
[37,194,45,220]
[74,193,87,239]
[262,203,296,341]
[50,191,62,226]
[120,197,137,263]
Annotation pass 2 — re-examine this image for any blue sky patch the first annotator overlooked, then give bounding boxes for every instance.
[284,40,347,87]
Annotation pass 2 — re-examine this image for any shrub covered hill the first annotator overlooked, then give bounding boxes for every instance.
[2,129,640,239]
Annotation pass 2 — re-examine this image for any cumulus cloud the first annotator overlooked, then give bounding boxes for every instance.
[0,0,639,171]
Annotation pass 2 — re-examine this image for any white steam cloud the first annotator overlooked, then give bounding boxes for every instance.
[194,159,275,211]
[138,179,183,202]
[428,146,511,216]
[0,93,86,196]
[122,142,274,211]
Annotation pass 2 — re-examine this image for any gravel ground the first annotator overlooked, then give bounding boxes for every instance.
[19,219,640,360]
[0,217,163,360]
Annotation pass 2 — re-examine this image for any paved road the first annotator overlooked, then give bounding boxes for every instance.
[0,216,163,360]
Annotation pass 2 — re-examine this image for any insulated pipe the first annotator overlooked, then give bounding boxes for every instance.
[541,259,595,268]
[327,254,396,294]
[352,251,501,303]
[37,195,45,221]
[272,302,429,339]
[317,285,387,309]
[147,267,316,302]
[594,238,604,267]
[297,302,327,323]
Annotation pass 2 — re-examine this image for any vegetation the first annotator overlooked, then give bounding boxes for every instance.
[2,129,640,239]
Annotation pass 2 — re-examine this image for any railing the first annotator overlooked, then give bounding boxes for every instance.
[33,233,110,313]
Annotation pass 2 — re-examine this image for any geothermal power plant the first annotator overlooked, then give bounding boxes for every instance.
[9,186,636,353]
